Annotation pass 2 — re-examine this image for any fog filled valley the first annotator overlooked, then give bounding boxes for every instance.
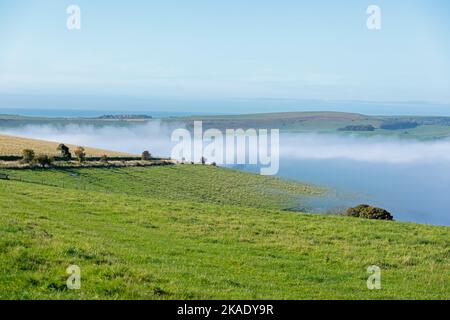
[2,0,450,302]
[2,120,450,226]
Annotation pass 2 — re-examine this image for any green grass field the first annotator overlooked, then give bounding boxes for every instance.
[0,166,320,210]
[0,166,449,299]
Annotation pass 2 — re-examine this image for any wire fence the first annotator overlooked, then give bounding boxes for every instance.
[4,174,91,191]
[0,160,177,192]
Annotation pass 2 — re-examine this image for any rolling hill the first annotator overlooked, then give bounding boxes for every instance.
[0,134,133,157]
[172,112,450,140]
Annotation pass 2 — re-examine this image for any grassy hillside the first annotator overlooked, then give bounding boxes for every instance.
[0,134,133,157]
[0,166,448,299]
[0,166,320,210]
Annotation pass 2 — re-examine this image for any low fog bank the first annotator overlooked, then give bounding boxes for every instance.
[2,122,450,164]
[0,121,180,157]
[281,134,450,164]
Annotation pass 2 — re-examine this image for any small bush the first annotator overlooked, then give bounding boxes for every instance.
[34,154,53,168]
[141,151,151,161]
[346,204,394,221]
[201,156,207,165]
[22,149,35,163]
[74,147,86,163]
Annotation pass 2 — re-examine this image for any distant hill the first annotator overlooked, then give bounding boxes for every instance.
[95,114,153,120]
[0,114,153,129]
[170,111,450,140]
[181,111,368,121]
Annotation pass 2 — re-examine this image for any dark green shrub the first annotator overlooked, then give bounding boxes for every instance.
[346,204,394,221]
[57,144,72,160]
[141,151,151,161]
[339,125,376,132]
[380,121,418,130]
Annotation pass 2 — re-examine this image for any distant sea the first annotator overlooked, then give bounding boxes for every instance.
[1,99,450,118]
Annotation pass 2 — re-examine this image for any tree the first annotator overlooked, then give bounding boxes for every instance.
[21,149,35,164]
[57,144,72,160]
[34,154,53,168]
[74,146,86,163]
[141,150,151,161]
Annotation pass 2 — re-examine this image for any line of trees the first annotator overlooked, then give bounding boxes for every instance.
[21,144,87,167]
[19,145,154,167]
[21,149,53,168]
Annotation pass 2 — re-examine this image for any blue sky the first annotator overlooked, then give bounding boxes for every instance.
[0,0,450,113]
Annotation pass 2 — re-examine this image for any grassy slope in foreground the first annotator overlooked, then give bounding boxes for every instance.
[0,166,449,299]
[0,134,133,157]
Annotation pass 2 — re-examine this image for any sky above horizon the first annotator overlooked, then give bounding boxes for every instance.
[0,0,450,113]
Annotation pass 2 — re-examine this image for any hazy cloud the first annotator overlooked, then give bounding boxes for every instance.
[281,134,450,164]
[0,121,180,157]
[2,124,450,164]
